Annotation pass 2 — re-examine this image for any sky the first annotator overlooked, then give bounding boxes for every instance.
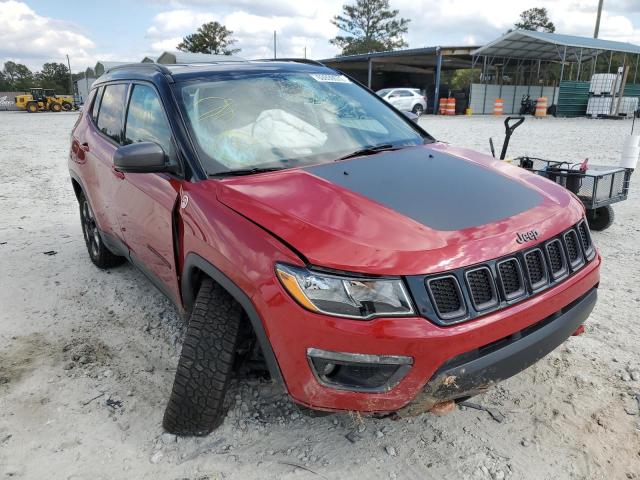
[1,0,640,73]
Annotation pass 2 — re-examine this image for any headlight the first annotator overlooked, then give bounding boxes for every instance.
[275,263,414,319]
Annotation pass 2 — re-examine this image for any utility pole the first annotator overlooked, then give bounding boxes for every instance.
[66,54,74,96]
[594,0,604,38]
[304,46,307,59]
[273,31,277,59]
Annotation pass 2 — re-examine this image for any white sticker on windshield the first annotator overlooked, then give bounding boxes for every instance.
[309,73,351,83]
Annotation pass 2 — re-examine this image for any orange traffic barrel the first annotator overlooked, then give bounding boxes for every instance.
[439,98,447,115]
[535,97,548,117]
[445,97,456,115]
[493,98,504,115]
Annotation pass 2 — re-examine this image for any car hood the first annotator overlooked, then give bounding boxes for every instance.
[216,143,584,275]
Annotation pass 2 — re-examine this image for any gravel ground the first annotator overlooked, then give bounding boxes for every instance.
[0,111,639,480]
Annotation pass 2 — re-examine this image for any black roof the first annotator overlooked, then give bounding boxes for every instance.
[95,60,333,85]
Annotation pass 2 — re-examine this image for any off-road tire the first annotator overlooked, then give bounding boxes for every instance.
[78,191,125,268]
[50,102,62,112]
[412,103,424,116]
[163,279,243,436]
[588,205,614,231]
[26,101,38,113]
[62,101,73,111]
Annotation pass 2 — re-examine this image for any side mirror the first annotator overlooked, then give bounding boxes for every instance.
[114,142,168,173]
[388,94,398,98]
[403,111,420,124]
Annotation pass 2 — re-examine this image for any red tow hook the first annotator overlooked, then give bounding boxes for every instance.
[571,324,585,336]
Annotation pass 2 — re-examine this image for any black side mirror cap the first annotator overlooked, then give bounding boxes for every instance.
[114,142,170,173]
[403,111,420,124]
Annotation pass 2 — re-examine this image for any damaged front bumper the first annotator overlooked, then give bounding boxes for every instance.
[399,287,598,416]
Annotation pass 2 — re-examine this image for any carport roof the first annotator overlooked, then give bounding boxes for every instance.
[472,30,640,62]
[321,46,479,73]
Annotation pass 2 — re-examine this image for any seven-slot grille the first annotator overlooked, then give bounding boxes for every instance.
[422,221,594,325]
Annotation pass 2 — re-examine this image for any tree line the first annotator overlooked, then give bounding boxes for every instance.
[0,61,73,94]
[176,2,554,57]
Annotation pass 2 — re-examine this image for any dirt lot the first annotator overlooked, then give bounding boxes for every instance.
[0,110,639,480]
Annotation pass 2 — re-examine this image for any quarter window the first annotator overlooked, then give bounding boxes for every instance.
[96,84,128,143]
[124,84,175,161]
[90,86,103,122]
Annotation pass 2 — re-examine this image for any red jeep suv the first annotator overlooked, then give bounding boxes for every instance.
[68,61,600,435]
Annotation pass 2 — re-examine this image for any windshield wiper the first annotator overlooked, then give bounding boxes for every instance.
[209,167,285,177]
[336,144,400,161]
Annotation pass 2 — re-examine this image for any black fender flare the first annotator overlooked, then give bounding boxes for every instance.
[182,253,286,391]
[68,169,85,201]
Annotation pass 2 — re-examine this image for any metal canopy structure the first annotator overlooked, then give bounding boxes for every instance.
[470,30,640,116]
[473,30,640,62]
[321,46,478,112]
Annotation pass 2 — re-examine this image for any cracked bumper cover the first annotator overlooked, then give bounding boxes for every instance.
[400,287,598,416]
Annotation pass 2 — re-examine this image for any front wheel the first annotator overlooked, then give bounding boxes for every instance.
[50,103,62,112]
[587,205,614,231]
[62,101,73,111]
[412,103,424,116]
[163,279,244,435]
[26,101,38,113]
[78,191,125,268]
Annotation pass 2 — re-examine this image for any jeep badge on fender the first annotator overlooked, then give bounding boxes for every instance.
[516,229,540,244]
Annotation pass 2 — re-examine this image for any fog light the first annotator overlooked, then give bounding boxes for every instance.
[307,348,412,393]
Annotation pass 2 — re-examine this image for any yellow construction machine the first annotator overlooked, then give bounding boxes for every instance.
[15,88,76,113]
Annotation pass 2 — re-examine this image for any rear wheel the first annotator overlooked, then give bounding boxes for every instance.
[62,101,72,111]
[26,102,38,113]
[50,102,62,112]
[78,191,125,268]
[163,279,244,436]
[412,103,424,116]
[587,205,614,231]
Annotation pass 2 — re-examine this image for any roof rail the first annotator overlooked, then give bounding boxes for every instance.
[103,63,173,75]
[258,58,325,66]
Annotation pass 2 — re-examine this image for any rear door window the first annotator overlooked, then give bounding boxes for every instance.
[124,84,175,162]
[96,84,128,143]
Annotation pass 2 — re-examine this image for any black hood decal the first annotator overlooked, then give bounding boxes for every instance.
[306,147,543,231]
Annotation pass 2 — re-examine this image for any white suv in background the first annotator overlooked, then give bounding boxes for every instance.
[376,88,427,115]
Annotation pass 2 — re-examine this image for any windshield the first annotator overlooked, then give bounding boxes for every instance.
[177,71,430,175]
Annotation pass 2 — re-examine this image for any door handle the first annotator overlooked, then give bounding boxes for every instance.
[112,166,125,179]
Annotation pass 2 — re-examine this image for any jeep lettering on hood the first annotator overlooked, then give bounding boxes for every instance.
[216,144,585,276]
